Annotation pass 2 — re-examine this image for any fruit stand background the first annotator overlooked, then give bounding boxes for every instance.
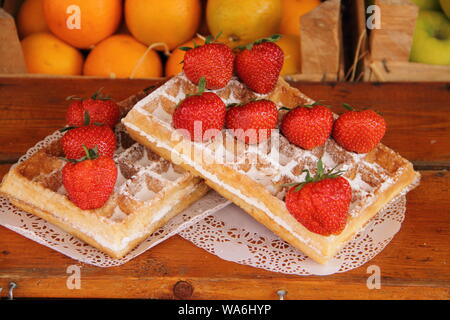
[0,0,450,81]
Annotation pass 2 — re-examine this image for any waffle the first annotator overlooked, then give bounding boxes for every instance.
[0,95,208,259]
[122,73,420,264]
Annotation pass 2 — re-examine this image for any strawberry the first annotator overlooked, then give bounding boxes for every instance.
[281,103,334,150]
[332,104,386,154]
[235,35,284,94]
[62,146,117,210]
[182,35,234,90]
[61,114,116,159]
[172,77,226,142]
[225,99,278,144]
[284,160,352,236]
[66,89,120,128]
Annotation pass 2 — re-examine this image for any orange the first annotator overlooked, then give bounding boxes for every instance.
[125,0,201,51]
[83,34,163,79]
[43,0,122,49]
[279,0,321,36]
[21,32,83,75]
[165,37,205,77]
[277,34,301,76]
[207,0,282,48]
[17,0,49,38]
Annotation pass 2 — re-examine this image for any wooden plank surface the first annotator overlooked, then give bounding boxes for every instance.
[0,77,449,299]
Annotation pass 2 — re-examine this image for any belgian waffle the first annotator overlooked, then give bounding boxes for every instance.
[122,73,420,264]
[0,96,208,259]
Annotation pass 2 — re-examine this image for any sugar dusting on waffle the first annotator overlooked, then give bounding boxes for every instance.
[128,73,399,219]
[122,73,420,259]
[9,125,200,253]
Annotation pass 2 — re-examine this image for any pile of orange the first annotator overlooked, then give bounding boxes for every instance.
[17,0,321,78]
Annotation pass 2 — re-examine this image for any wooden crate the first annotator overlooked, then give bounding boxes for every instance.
[351,0,450,82]
[0,0,26,74]
[288,0,345,81]
[0,0,344,81]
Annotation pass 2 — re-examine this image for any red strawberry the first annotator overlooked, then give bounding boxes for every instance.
[332,105,386,153]
[285,160,352,236]
[182,35,234,90]
[281,103,334,150]
[61,124,116,159]
[63,147,117,210]
[66,89,120,128]
[235,35,284,94]
[225,99,278,144]
[173,78,226,142]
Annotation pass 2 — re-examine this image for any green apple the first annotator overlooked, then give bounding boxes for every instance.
[410,0,441,10]
[440,0,450,19]
[410,10,450,66]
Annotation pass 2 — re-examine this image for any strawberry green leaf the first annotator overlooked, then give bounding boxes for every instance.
[283,159,347,192]
[83,111,90,126]
[205,35,213,44]
[83,145,99,160]
[317,158,324,177]
[91,88,112,101]
[59,126,77,133]
[304,101,332,109]
[213,31,223,42]
[254,34,282,45]
[342,103,355,111]
[198,76,206,94]
[226,103,239,109]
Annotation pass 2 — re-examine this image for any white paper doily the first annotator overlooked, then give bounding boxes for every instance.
[180,193,412,276]
[0,190,229,267]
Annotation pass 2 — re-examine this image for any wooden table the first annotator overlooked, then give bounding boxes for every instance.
[0,77,449,300]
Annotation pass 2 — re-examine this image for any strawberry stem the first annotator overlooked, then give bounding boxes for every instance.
[59,126,77,133]
[197,77,206,94]
[205,31,223,45]
[282,159,346,192]
[237,34,282,51]
[60,145,99,163]
[342,103,355,111]
[83,111,90,125]
[304,101,331,109]
[91,88,112,101]
[226,103,239,110]
[82,145,99,160]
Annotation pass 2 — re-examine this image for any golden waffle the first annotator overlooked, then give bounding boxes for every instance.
[122,73,420,264]
[0,100,208,259]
